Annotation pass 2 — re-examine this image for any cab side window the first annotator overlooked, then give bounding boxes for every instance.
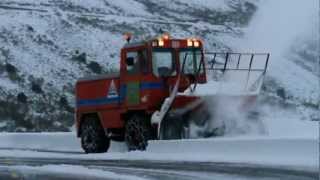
[126,52,140,75]
[126,50,147,75]
[138,50,148,74]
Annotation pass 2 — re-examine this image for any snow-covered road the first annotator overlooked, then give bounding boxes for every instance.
[0,132,317,179]
[0,132,317,169]
[0,164,145,180]
[0,157,316,180]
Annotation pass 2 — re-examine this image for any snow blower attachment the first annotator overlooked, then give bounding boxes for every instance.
[75,33,270,153]
[205,52,269,94]
[187,52,270,137]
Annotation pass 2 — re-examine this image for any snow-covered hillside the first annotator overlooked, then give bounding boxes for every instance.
[0,0,258,131]
[0,0,317,134]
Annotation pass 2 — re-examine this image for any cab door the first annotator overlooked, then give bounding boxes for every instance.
[121,48,148,108]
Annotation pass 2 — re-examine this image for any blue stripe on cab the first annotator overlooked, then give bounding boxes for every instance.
[77,97,119,107]
[77,82,163,107]
[140,82,163,90]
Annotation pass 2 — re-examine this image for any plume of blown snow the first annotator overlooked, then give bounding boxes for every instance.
[237,0,318,102]
[207,0,319,137]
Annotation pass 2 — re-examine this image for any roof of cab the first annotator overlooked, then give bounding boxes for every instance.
[123,41,146,48]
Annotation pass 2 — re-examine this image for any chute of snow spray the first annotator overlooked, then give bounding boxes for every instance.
[188,52,270,137]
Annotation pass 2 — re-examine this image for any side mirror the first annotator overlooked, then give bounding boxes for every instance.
[126,57,134,66]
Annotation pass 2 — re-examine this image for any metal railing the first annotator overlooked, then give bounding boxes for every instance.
[205,52,270,73]
[204,52,270,92]
[178,52,270,93]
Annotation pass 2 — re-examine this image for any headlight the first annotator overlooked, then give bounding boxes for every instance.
[187,39,193,47]
[158,38,164,46]
[194,40,200,47]
[152,41,158,47]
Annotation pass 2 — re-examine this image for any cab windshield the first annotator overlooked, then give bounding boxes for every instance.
[179,49,203,75]
[152,49,176,77]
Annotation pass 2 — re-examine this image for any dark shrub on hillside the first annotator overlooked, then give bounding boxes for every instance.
[72,51,87,64]
[59,96,74,113]
[17,92,27,103]
[5,63,17,74]
[31,82,43,94]
[87,61,102,74]
[5,63,22,82]
[59,96,68,107]
[27,25,34,32]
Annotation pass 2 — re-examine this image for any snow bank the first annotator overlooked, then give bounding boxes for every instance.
[0,132,127,152]
[148,136,318,169]
[0,132,80,151]
[0,132,317,170]
[260,107,318,138]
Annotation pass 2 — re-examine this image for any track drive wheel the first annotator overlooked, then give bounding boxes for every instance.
[125,114,152,151]
[80,116,110,153]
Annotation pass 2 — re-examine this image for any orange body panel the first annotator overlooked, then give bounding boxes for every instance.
[75,37,206,136]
